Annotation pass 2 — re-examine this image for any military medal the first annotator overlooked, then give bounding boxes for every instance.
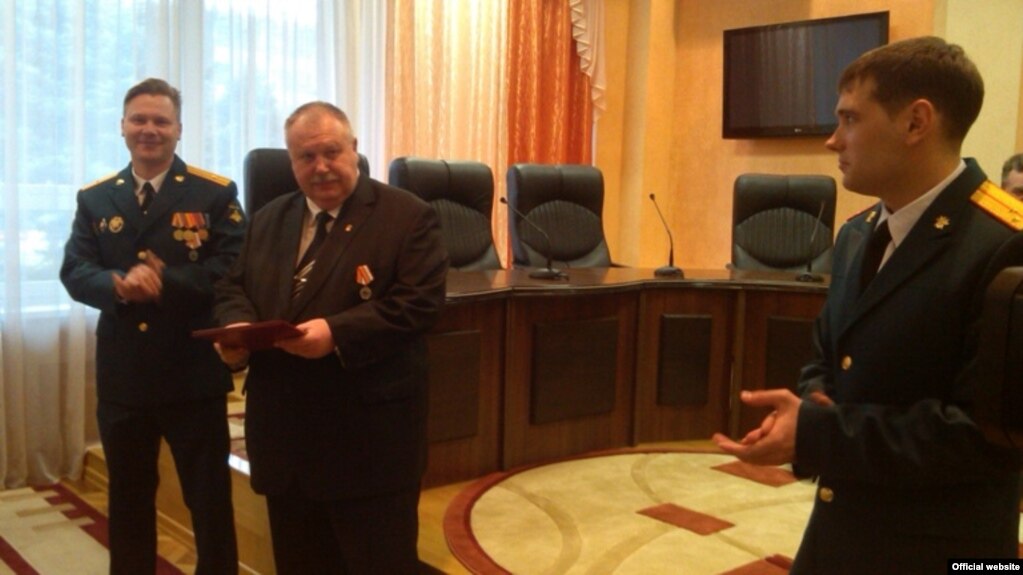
[172,212,210,250]
[189,250,199,261]
[356,265,374,300]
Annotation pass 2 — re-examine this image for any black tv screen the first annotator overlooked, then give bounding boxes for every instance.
[723,12,889,139]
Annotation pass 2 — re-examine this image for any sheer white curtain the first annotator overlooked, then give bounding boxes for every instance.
[0,0,386,488]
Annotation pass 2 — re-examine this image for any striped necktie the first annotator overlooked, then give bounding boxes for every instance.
[292,211,333,298]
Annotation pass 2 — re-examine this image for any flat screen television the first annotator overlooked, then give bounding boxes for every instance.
[723,12,889,139]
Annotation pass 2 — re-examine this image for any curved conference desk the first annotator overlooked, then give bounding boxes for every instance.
[422,267,829,487]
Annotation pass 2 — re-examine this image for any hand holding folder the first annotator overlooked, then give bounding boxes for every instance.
[192,320,302,351]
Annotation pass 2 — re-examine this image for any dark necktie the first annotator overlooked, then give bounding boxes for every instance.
[140,181,156,214]
[860,219,891,290]
[293,211,333,297]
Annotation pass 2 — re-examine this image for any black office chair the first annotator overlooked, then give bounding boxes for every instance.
[388,157,501,271]
[731,174,837,274]
[243,147,370,215]
[507,163,612,269]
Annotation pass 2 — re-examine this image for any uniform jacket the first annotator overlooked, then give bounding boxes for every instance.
[792,159,1023,571]
[214,173,448,500]
[61,155,246,406]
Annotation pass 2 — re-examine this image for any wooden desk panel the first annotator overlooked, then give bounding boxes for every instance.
[734,287,827,435]
[634,287,736,443]
[427,268,827,482]
[423,297,505,488]
[503,289,637,469]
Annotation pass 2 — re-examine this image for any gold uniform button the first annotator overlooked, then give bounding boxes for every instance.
[137,250,147,260]
[819,487,834,502]
[138,322,149,332]
[841,356,852,370]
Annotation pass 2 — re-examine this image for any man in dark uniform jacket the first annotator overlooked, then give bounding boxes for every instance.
[714,37,1023,573]
[213,102,448,574]
[61,78,243,574]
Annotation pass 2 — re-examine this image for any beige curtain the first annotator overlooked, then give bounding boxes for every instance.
[387,0,511,266]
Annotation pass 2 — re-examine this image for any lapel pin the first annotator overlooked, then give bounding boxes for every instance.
[115,178,125,186]
[175,175,185,183]
[934,215,950,230]
[344,223,353,232]
[866,211,877,223]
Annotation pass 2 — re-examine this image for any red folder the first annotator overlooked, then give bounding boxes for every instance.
[192,320,302,351]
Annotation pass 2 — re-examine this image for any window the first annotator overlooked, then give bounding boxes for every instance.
[1,0,384,315]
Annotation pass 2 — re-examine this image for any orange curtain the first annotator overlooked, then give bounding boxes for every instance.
[385,0,594,266]
[506,0,593,166]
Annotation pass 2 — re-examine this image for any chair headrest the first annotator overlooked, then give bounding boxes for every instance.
[243,147,370,214]
[733,174,836,225]
[388,157,494,214]
[508,164,604,216]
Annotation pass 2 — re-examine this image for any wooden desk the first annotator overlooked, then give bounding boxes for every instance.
[422,268,828,487]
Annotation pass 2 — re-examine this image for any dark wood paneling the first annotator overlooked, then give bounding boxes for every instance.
[634,288,736,443]
[765,317,815,392]
[530,317,619,424]
[425,268,826,484]
[736,290,825,435]
[426,330,481,442]
[503,292,637,469]
[423,299,504,488]
[657,314,712,407]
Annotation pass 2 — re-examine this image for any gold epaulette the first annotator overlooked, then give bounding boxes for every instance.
[82,172,119,191]
[186,165,232,187]
[970,180,1023,231]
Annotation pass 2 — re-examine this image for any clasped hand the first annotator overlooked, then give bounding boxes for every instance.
[113,250,165,303]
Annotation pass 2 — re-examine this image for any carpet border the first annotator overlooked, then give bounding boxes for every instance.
[0,535,40,575]
[442,445,725,574]
[0,483,186,575]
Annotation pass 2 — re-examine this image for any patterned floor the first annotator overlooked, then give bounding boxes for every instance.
[0,484,186,574]
[445,448,815,575]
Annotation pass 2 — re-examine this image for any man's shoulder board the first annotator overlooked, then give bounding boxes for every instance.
[186,165,232,187]
[81,172,119,191]
[970,180,1023,231]
[846,204,880,223]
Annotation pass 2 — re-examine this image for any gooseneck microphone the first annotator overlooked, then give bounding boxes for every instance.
[500,197,567,280]
[649,194,684,278]
[796,201,826,283]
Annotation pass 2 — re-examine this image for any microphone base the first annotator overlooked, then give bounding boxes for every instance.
[530,268,568,280]
[654,265,684,278]
[796,272,824,283]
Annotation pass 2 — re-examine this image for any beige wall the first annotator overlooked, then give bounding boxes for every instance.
[598,0,1022,270]
[941,0,1023,179]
